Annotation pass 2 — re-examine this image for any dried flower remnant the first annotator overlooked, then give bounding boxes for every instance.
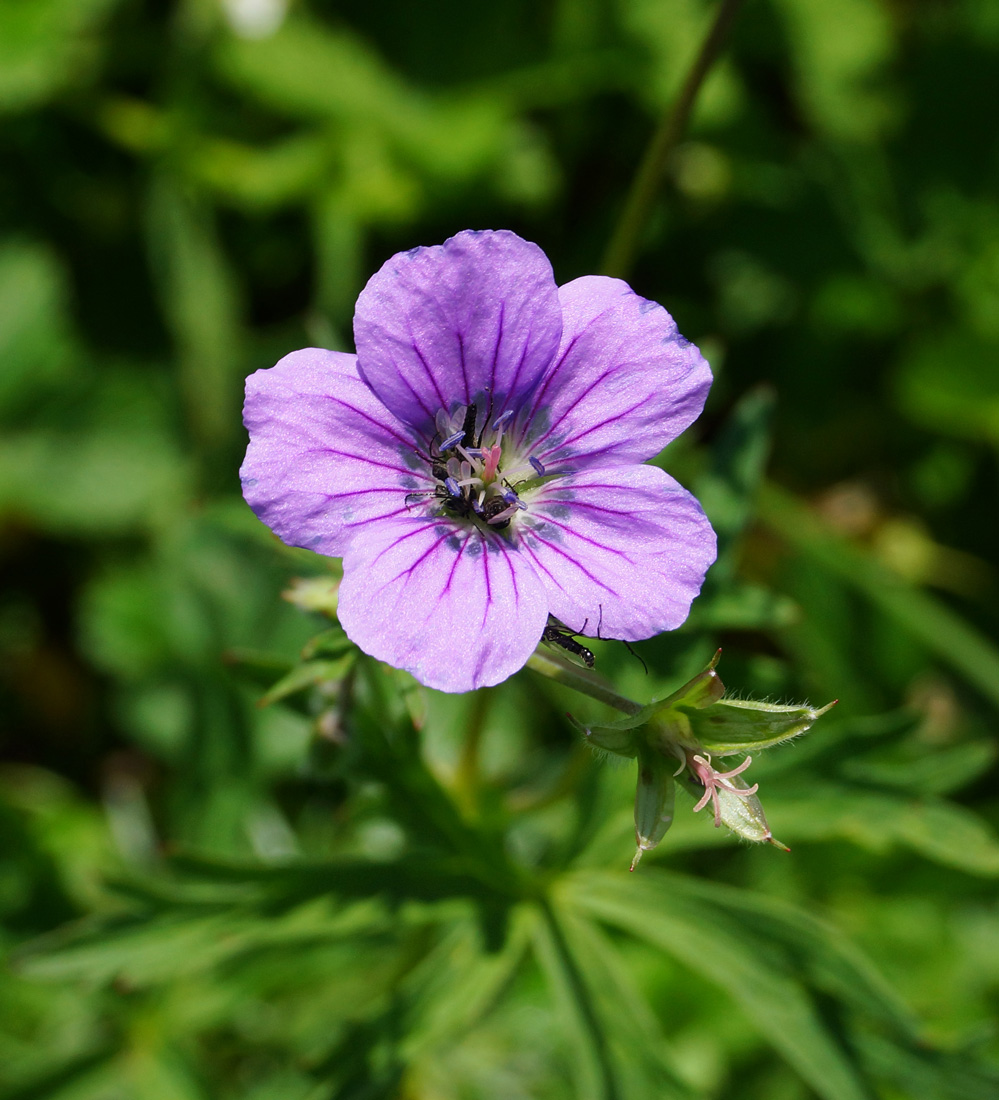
[241,230,715,692]
[687,751,758,827]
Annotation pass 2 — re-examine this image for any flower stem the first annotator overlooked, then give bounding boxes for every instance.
[601,0,746,279]
[527,651,643,716]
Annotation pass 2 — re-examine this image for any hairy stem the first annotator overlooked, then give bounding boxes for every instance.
[527,651,643,716]
[601,0,746,279]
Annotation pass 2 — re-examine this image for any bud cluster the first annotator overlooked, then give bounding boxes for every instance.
[570,652,835,869]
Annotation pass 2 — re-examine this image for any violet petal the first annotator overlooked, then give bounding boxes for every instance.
[337,516,549,693]
[241,348,428,558]
[519,276,712,473]
[353,230,562,435]
[517,464,716,639]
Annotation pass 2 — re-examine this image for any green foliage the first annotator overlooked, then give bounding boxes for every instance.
[2,1,998,1098]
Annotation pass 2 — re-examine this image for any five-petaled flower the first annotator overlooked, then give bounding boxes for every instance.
[240,230,716,692]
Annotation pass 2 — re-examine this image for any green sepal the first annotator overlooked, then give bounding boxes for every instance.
[650,648,726,713]
[568,712,640,759]
[637,650,727,752]
[684,697,838,756]
[631,745,677,870]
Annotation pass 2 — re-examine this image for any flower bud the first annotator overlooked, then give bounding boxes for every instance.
[684,696,838,756]
[631,745,676,871]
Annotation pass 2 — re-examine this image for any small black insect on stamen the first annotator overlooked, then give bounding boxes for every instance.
[441,484,475,521]
[480,496,511,530]
[541,617,595,668]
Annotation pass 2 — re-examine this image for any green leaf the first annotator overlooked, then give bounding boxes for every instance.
[401,909,531,1062]
[552,904,700,1100]
[0,0,120,113]
[695,385,776,562]
[687,580,800,631]
[145,177,243,454]
[763,785,999,876]
[772,0,895,140]
[0,430,188,535]
[565,870,895,1100]
[760,484,999,711]
[0,1046,117,1100]
[895,329,999,445]
[256,656,354,708]
[0,242,78,419]
[530,902,617,1100]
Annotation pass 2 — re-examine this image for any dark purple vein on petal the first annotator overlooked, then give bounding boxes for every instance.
[487,301,504,403]
[552,399,649,452]
[317,396,415,450]
[520,529,621,592]
[480,541,493,628]
[456,329,470,405]
[302,448,429,481]
[522,330,584,437]
[440,531,468,596]
[404,328,448,415]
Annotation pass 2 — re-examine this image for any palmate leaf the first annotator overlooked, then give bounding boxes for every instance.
[400,907,532,1063]
[530,902,614,1100]
[760,785,999,876]
[14,897,393,987]
[562,869,920,1100]
[550,903,701,1100]
[857,1030,999,1100]
[167,852,512,912]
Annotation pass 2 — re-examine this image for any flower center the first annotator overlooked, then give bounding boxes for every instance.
[424,403,544,531]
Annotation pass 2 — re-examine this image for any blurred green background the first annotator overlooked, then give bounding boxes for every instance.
[2,0,998,1097]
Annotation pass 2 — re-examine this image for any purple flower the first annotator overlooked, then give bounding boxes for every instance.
[241,230,716,693]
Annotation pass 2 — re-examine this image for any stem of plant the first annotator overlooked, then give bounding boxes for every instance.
[601,0,746,280]
[527,651,643,717]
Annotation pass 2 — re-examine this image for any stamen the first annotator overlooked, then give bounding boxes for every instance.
[490,409,515,449]
[529,456,546,477]
[501,489,527,510]
[688,752,758,828]
[439,430,465,451]
[444,477,462,498]
[455,445,480,467]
